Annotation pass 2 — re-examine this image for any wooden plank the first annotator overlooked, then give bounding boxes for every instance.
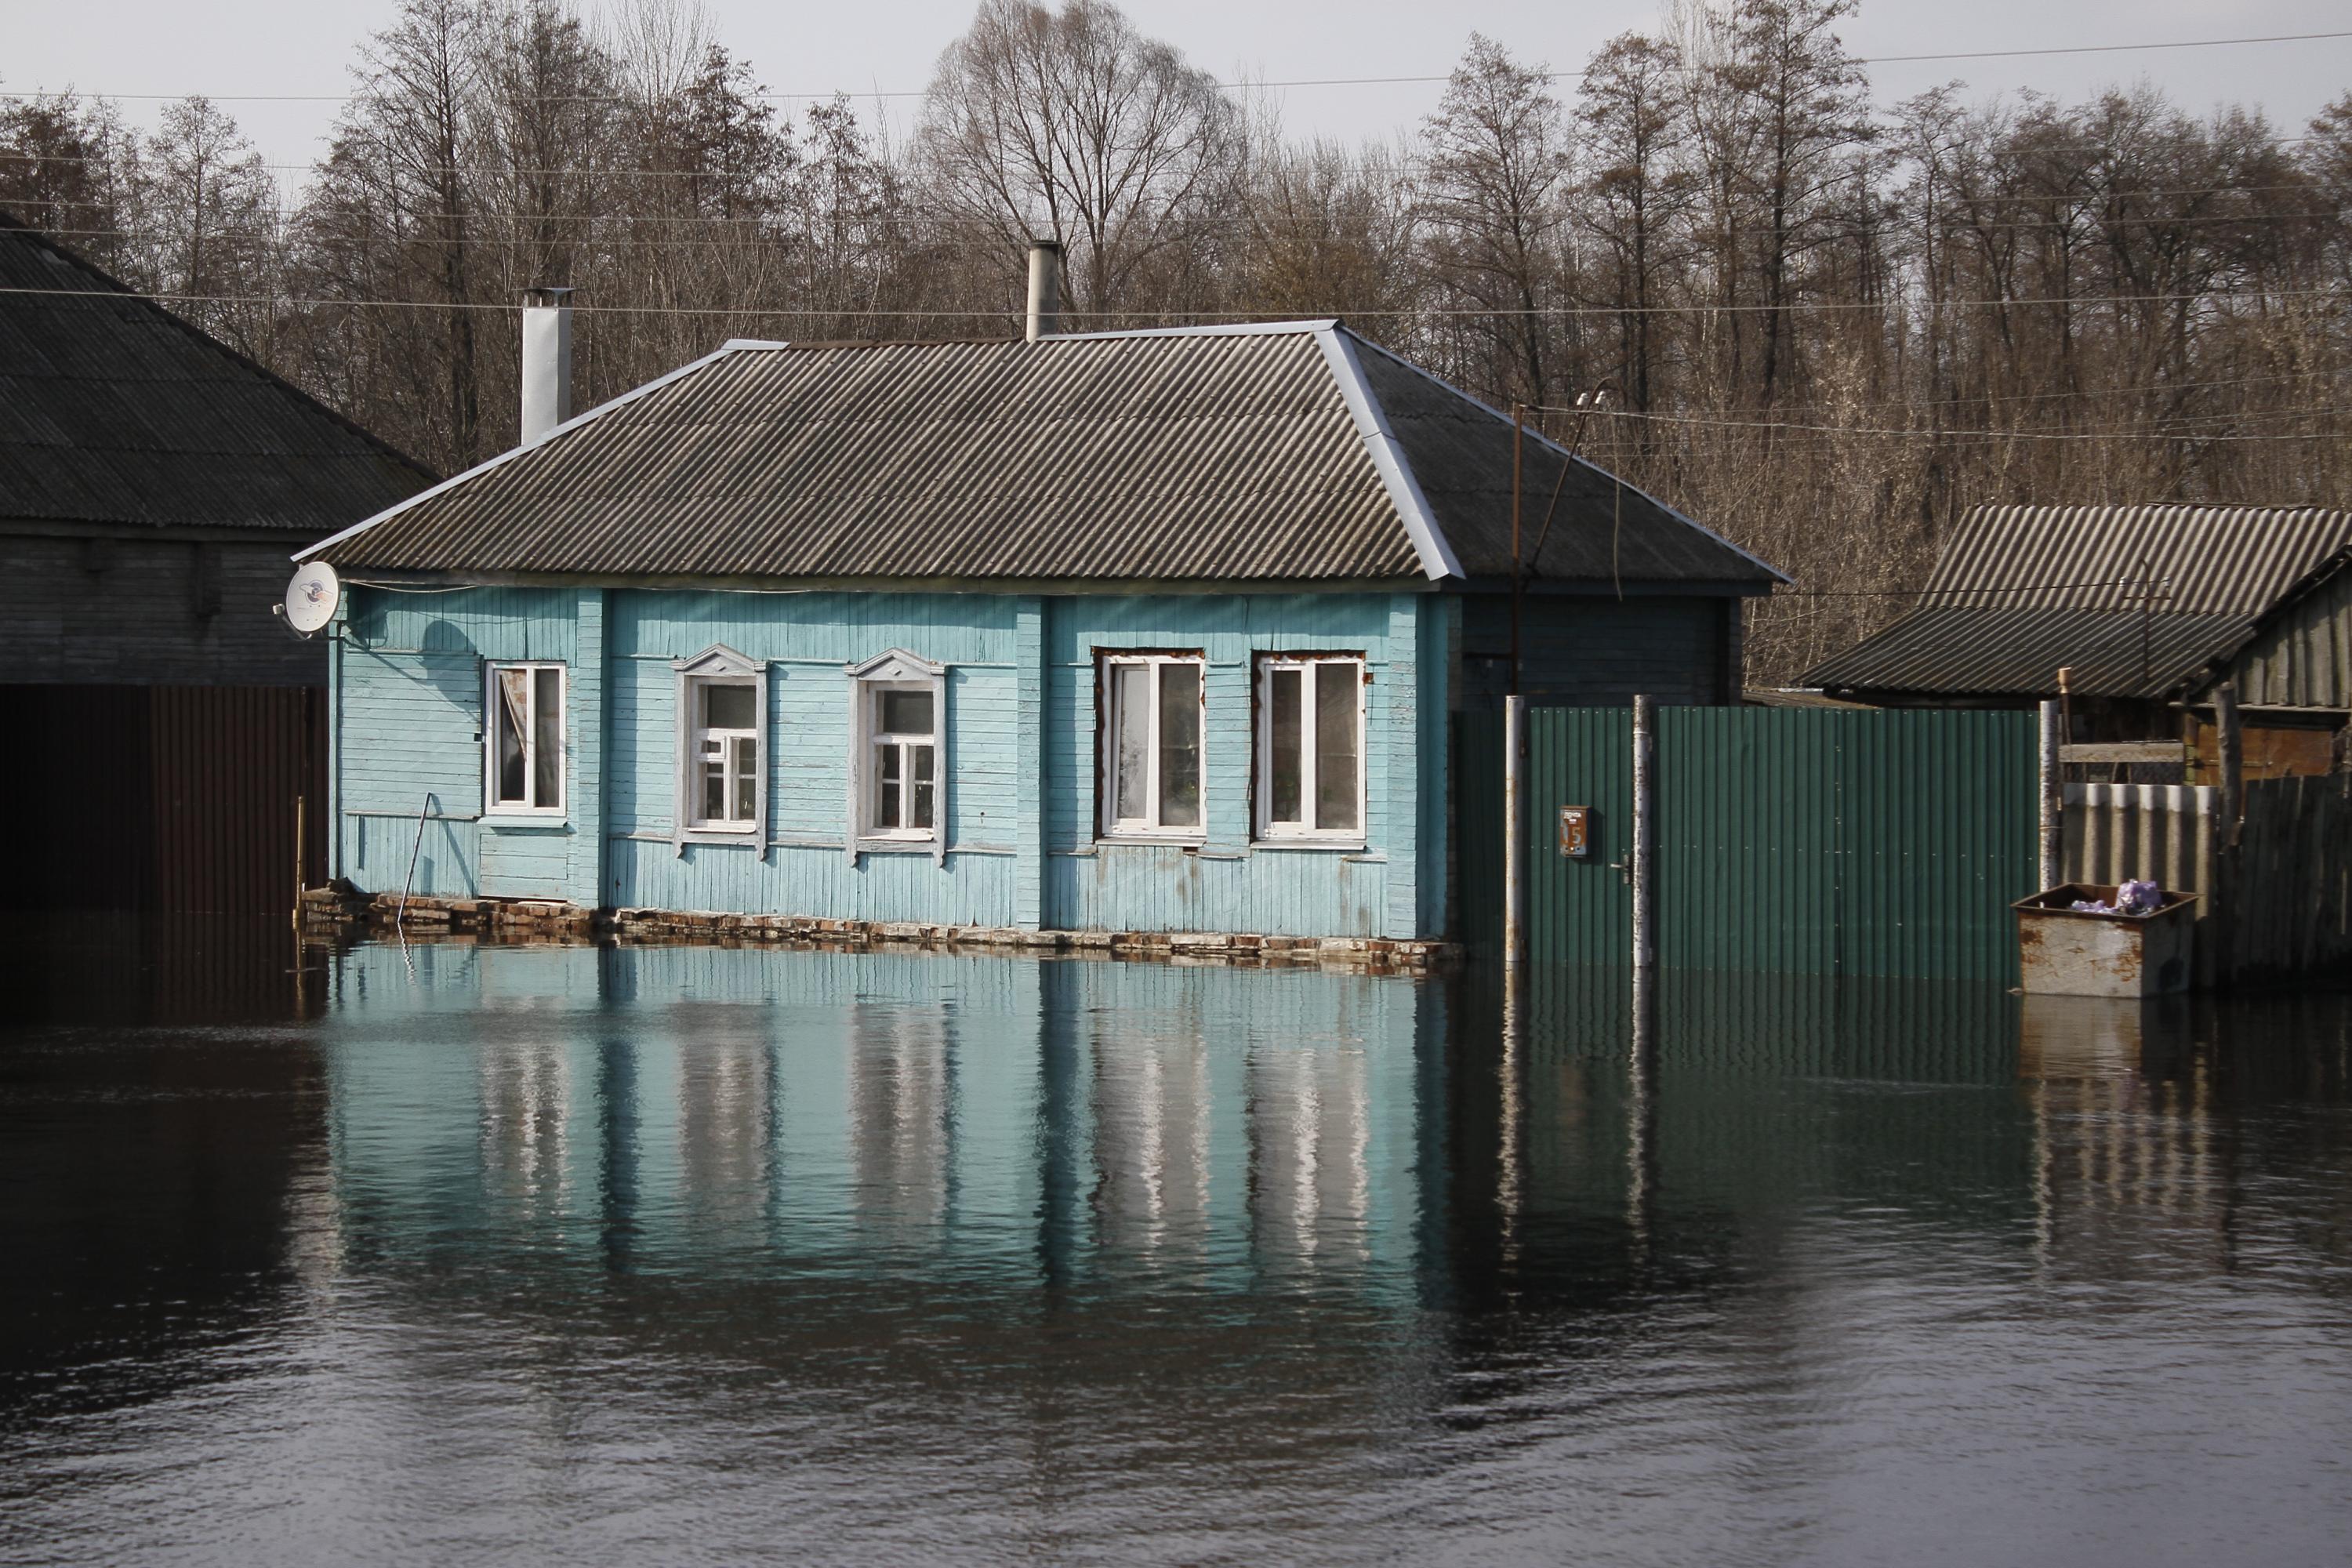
[2060,742,2187,764]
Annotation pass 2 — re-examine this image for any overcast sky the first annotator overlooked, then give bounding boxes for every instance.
[9,0,2350,192]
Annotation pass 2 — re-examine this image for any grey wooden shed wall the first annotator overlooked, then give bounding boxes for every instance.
[2224,561,2351,711]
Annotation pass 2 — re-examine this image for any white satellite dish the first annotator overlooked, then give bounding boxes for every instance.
[282,561,340,635]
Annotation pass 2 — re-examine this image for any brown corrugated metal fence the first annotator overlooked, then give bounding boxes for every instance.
[0,684,325,914]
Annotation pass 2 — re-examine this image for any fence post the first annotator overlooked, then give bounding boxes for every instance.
[2214,681,2243,849]
[1503,695,1524,968]
[2038,699,2063,890]
[2212,681,2244,983]
[1632,694,1656,972]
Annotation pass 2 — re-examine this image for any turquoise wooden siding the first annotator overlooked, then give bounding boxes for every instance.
[332,585,1450,937]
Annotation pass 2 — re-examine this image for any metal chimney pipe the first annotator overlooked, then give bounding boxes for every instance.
[520,285,574,445]
[1025,238,1061,343]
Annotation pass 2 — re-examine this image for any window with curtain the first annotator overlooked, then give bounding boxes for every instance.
[1098,653,1205,838]
[486,662,564,814]
[1255,655,1363,840]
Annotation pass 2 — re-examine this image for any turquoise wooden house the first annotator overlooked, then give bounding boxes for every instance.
[300,310,1780,942]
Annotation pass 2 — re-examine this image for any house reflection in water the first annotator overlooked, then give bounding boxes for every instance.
[317,946,1438,1290]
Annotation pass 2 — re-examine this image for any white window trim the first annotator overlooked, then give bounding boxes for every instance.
[670,644,770,858]
[1098,652,1209,843]
[482,660,566,821]
[1254,653,1368,848]
[846,648,949,865]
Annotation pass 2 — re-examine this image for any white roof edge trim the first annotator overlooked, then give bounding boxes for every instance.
[293,339,785,562]
[1315,326,1462,583]
[1343,330,1793,586]
[1043,319,1338,343]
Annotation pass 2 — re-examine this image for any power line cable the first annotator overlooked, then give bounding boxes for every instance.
[4,28,2347,104]
[4,281,2342,316]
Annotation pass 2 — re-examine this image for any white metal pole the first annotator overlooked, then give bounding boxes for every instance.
[2038,699,2063,889]
[1632,694,1656,972]
[1503,695,1525,967]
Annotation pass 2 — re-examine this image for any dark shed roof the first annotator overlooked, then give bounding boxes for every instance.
[0,212,434,532]
[308,322,1782,590]
[1804,503,2352,699]
[1348,339,1774,586]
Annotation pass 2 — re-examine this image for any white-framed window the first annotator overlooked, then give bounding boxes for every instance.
[1256,654,1364,841]
[688,679,760,833]
[485,662,564,815]
[867,684,938,837]
[846,648,949,861]
[670,644,770,851]
[1098,652,1205,839]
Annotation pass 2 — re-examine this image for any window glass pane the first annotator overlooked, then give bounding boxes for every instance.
[1268,666,1302,823]
[1158,662,1201,829]
[1113,663,1150,822]
[733,737,757,823]
[880,689,933,736]
[702,760,725,824]
[533,668,562,809]
[703,682,754,731]
[1315,663,1359,832]
[495,668,529,804]
[878,743,901,828]
[913,744,935,830]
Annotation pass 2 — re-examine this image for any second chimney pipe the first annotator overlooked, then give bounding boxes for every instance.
[1025,239,1061,343]
[521,285,574,445]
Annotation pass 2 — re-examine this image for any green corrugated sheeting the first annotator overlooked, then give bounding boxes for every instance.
[1464,706,2038,982]
[1526,709,1638,967]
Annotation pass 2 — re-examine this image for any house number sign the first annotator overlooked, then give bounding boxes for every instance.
[1559,804,1592,858]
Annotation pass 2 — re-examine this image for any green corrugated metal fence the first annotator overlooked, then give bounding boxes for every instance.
[1462,706,2038,982]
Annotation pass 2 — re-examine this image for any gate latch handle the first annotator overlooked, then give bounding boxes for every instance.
[1608,853,1634,885]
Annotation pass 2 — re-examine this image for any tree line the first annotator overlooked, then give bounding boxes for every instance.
[6,0,2349,681]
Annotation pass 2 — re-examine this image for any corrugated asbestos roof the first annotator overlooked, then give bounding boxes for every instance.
[0,212,435,532]
[1922,503,2352,613]
[1805,503,2352,699]
[1804,605,2258,699]
[310,323,1783,589]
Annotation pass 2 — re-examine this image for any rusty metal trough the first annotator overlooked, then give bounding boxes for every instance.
[2013,883,2199,997]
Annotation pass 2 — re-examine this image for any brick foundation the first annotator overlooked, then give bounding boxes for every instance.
[299,887,1458,974]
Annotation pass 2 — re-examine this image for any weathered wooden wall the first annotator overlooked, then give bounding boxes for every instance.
[2227,562,2352,710]
[2231,774,2352,982]
[0,528,325,686]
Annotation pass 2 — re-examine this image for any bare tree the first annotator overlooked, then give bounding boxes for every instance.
[131,96,281,354]
[1576,33,1693,416]
[916,0,1242,323]
[1418,34,1571,408]
[0,92,139,273]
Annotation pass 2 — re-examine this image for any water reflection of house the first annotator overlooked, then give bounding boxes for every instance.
[321,946,1433,1287]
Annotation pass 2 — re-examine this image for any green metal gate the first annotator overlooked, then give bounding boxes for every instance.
[1465,706,2038,982]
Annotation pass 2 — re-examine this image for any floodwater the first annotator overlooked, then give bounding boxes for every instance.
[2,921,2349,1566]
